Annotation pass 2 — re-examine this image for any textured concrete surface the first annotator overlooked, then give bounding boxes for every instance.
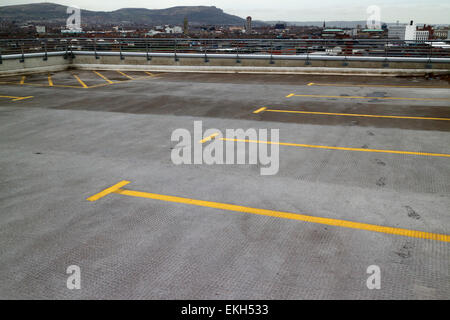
[0,71,449,299]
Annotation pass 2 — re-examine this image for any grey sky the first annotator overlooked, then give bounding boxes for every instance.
[2,0,450,23]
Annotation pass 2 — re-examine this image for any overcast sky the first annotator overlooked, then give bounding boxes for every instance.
[2,0,450,24]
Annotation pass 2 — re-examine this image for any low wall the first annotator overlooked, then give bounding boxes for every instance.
[0,54,70,76]
[0,51,449,77]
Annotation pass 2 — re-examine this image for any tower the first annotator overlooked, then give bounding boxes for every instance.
[183,17,188,35]
[246,16,252,34]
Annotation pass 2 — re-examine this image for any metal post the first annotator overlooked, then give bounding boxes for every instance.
[20,43,25,63]
[43,40,48,61]
[64,42,68,59]
[305,46,310,65]
[120,41,124,60]
[70,40,74,59]
[236,44,241,63]
[269,41,274,64]
[426,45,432,69]
[0,49,2,64]
[204,41,209,63]
[94,39,99,59]
[174,39,179,62]
[146,40,151,61]
[383,40,389,68]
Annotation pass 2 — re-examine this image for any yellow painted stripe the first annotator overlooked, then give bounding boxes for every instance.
[73,74,88,88]
[253,107,267,114]
[199,133,219,144]
[0,95,33,101]
[0,81,86,89]
[307,82,450,89]
[87,180,131,202]
[117,70,134,80]
[286,93,295,98]
[12,96,33,101]
[220,138,450,158]
[20,76,26,85]
[288,94,450,101]
[110,187,450,243]
[93,71,113,84]
[86,83,115,89]
[263,108,450,121]
[48,74,53,86]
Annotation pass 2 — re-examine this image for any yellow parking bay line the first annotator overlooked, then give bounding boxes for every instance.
[253,107,267,114]
[20,76,26,85]
[73,74,88,88]
[48,74,53,86]
[87,180,131,202]
[199,133,219,144]
[254,107,450,121]
[117,70,134,80]
[86,181,450,243]
[93,71,114,84]
[306,82,450,89]
[0,95,33,101]
[286,93,450,101]
[210,136,450,158]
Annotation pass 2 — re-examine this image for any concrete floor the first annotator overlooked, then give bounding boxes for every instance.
[0,70,449,299]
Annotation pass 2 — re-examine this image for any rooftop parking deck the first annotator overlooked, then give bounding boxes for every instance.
[0,71,449,299]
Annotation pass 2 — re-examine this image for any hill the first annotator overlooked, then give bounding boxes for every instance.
[0,3,246,26]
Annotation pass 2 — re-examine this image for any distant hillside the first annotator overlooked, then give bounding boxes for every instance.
[0,3,246,26]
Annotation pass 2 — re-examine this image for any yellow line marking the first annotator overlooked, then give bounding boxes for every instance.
[0,95,33,101]
[48,74,53,87]
[260,108,450,121]
[145,71,159,77]
[93,71,114,84]
[253,107,267,114]
[20,76,26,85]
[307,82,450,89]
[12,96,33,101]
[199,133,219,144]
[0,81,85,89]
[87,83,115,89]
[73,74,88,88]
[85,181,450,242]
[287,94,450,101]
[286,93,295,98]
[87,180,131,202]
[117,70,134,80]
[219,138,450,158]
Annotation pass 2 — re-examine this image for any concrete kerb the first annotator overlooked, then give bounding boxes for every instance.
[0,52,449,77]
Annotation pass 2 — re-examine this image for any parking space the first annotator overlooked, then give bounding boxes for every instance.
[0,70,163,89]
[0,71,449,299]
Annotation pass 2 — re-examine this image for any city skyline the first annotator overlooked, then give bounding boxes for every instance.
[1,0,450,24]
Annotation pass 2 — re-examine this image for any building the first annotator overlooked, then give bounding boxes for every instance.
[388,21,416,40]
[164,26,183,34]
[321,29,344,38]
[35,26,46,34]
[245,16,252,34]
[434,29,449,39]
[415,30,429,42]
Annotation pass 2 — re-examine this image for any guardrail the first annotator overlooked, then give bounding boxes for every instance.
[1,38,450,64]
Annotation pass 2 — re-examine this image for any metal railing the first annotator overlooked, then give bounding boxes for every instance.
[1,38,450,63]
